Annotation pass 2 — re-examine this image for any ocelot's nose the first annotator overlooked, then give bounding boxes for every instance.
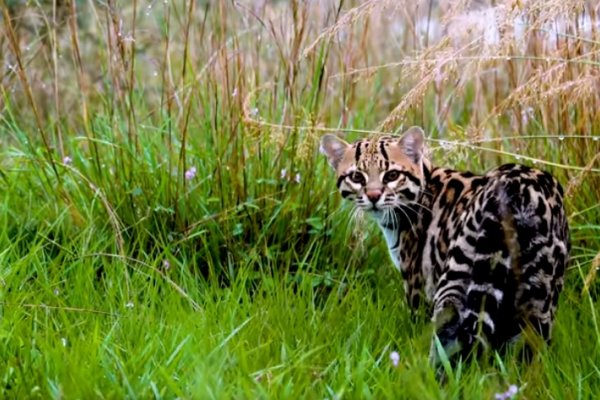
[366,189,382,204]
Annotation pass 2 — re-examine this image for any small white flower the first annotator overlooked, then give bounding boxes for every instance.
[163,259,171,270]
[250,107,259,117]
[280,169,287,179]
[389,351,400,367]
[232,88,238,97]
[61,337,68,347]
[294,173,301,183]
[125,301,134,309]
[62,156,72,165]
[53,288,60,296]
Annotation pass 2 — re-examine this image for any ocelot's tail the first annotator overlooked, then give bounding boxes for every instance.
[496,181,522,279]
[460,181,523,354]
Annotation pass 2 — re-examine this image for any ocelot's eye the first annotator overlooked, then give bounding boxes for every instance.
[349,171,366,185]
[383,170,400,183]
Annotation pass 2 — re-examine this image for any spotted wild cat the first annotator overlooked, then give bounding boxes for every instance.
[320,126,569,364]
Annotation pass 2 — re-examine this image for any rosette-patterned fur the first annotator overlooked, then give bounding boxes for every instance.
[321,127,569,364]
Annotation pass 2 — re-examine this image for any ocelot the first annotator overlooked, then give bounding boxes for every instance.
[320,126,570,364]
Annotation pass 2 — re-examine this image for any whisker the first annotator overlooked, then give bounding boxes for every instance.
[419,187,434,197]
[350,206,364,225]
[390,207,399,231]
[350,207,359,223]
[404,201,433,214]
[386,208,395,229]
[397,206,417,235]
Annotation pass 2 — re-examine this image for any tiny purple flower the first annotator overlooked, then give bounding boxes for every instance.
[389,351,400,367]
[495,384,519,400]
[280,169,287,179]
[294,173,301,183]
[185,166,197,181]
[163,259,171,270]
[62,156,72,165]
[521,107,534,126]
[506,385,518,397]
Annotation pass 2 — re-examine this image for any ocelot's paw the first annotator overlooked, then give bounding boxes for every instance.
[429,336,462,366]
[428,304,477,375]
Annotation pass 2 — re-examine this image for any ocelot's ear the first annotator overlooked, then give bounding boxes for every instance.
[398,126,425,164]
[320,134,350,170]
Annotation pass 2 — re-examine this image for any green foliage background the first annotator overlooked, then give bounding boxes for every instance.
[1,1,599,398]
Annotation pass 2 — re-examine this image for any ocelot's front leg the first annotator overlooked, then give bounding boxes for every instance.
[381,224,428,317]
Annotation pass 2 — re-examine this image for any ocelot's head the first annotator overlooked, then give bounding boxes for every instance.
[320,126,426,218]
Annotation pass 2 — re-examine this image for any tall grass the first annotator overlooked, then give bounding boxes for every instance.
[1,0,599,398]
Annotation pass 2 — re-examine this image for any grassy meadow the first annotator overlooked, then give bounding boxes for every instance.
[1,0,600,398]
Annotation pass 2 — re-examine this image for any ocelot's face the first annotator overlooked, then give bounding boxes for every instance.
[320,127,425,216]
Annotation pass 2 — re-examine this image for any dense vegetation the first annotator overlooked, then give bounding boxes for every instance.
[1,1,599,398]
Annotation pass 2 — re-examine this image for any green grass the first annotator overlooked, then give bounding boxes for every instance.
[1,184,600,399]
[1,0,600,398]
[3,197,599,399]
